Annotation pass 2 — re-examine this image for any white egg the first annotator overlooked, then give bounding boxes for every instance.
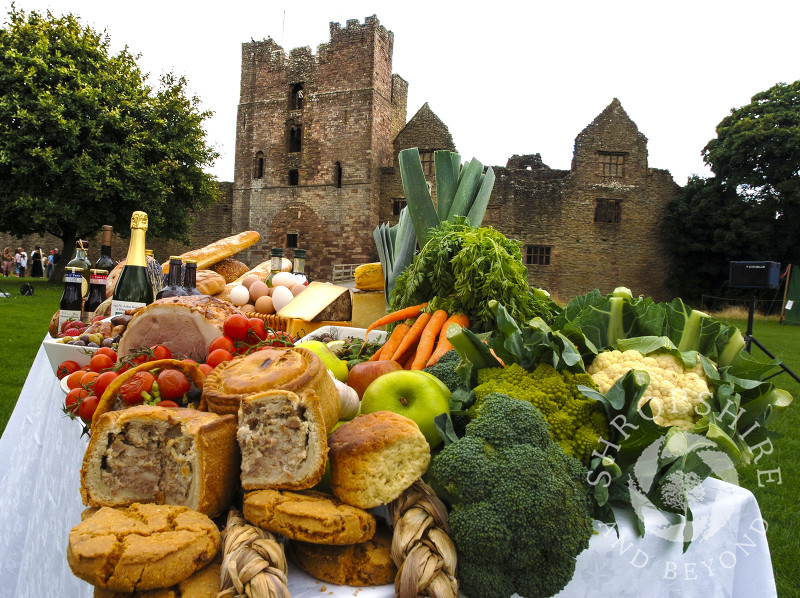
[271,285,295,311]
[271,271,297,288]
[229,284,251,306]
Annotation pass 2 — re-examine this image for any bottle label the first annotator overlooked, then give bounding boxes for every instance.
[58,310,83,331]
[110,299,147,317]
[64,272,83,284]
[90,273,108,285]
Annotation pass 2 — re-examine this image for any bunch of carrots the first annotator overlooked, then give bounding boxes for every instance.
[362,303,469,370]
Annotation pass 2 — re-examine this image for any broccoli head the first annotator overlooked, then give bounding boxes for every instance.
[423,349,469,393]
[429,393,595,598]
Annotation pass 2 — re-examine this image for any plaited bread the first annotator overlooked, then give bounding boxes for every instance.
[81,405,239,517]
[208,258,250,283]
[202,347,340,430]
[328,411,431,509]
[237,389,328,490]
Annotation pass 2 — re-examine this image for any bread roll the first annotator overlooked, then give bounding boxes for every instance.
[243,489,375,545]
[237,389,328,490]
[92,553,221,597]
[159,231,260,274]
[67,503,220,593]
[328,411,431,509]
[81,405,239,517]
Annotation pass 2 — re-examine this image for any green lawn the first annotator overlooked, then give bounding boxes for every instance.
[0,287,797,596]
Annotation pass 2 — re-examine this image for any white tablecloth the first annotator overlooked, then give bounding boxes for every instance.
[0,342,778,598]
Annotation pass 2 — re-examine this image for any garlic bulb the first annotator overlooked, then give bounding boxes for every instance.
[328,371,360,420]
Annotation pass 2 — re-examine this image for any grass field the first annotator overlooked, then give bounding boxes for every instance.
[0,281,797,596]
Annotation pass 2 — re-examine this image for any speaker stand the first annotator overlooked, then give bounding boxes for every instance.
[744,290,800,384]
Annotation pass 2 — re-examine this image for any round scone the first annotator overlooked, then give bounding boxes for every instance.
[67,503,220,593]
[243,489,375,545]
[203,347,340,430]
[328,411,431,509]
[286,522,397,586]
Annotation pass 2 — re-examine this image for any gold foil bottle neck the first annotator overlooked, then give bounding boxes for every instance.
[130,211,149,230]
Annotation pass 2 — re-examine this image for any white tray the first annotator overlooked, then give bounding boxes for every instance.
[42,336,98,375]
[298,325,387,344]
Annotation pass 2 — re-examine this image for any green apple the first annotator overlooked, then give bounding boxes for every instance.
[295,340,349,383]
[360,369,451,448]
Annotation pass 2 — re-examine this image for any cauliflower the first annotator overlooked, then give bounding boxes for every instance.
[587,349,712,430]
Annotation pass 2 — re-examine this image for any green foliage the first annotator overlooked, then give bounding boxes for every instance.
[0,7,219,272]
[428,393,595,598]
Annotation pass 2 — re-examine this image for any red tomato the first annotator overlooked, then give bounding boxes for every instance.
[57,360,81,380]
[206,348,234,369]
[66,370,88,390]
[78,395,100,424]
[209,336,236,354]
[198,363,213,376]
[156,400,180,408]
[119,371,156,405]
[90,353,115,373]
[81,371,99,389]
[150,345,172,361]
[157,369,190,400]
[92,371,119,399]
[65,387,88,416]
[223,314,250,342]
[97,347,117,362]
[247,318,267,342]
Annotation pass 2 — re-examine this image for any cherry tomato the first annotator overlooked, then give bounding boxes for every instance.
[247,318,268,342]
[119,371,156,405]
[57,360,81,380]
[66,370,89,390]
[97,347,118,362]
[150,345,172,361]
[198,363,213,376]
[209,336,235,355]
[90,353,115,373]
[65,387,88,416]
[157,369,190,400]
[156,400,180,408]
[92,370,119,399]
[81,371,99,389]
[78,395,100,424]
[206,348,233,369]
[223,314,250,342]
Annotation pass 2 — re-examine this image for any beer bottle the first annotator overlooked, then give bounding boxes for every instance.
[157,256,189,299]
[84,269,108,323]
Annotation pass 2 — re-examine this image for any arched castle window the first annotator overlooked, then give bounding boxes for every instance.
[289,126,302,153]
[290,83,304,110]
[335,161,342,188]
[254,151,264,179]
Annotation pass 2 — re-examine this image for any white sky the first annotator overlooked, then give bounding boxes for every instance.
[4,0,800,186]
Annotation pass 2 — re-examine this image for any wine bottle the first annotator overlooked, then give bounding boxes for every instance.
[156,256,189,299]
[83,269,108,323]
[183,259,204,295]
[111,211,155,317]
[292,248,308,284]
[145,249,164,297]
[59,267,84,331]
[95,225,115,272]
[265,248,284,286]
[67,239,91,297]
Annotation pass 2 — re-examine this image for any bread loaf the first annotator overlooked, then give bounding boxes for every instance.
[195,269,226,295]
[208,258,250,283]
[81,405,239,517]
[159,231,260,274]
[328,411,431,509]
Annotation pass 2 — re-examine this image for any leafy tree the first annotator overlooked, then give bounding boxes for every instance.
[0,7,219,280]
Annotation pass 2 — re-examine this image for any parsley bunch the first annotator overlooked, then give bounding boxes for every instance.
[389,218,559,332]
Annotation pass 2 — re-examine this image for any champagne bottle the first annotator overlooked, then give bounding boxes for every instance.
[95,225,115,272]
[183,259,204,296]
[67,239,91,297]
[156,256,189,299]
[111,211,155,316]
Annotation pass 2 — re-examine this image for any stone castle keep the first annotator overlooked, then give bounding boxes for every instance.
[2,15,680,301]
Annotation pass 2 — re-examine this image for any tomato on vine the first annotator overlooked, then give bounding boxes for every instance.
[223,314,249,342]
[92,371,119,399]
[90,353,115,373]
[247,318,268,342]
[78,395,100,424]
[206,348,234,369]
[64,387,88,417]
[150,345,172,361]
[209,336,235,354]
[57,360,81,380]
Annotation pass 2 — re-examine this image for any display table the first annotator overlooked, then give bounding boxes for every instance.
[0,341,778,598]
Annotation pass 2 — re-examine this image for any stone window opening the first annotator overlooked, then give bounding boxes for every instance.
[288,169,299,186]
[254,151,264,179]
[286,232,298,248]
[419,150,435,175]
[290,83,304,110]
[393,198,407,216]
[289,126,302,153]
[335,161,342,188]
[525,245,551,266]
[599,152,626,177]
[594,198,622,223]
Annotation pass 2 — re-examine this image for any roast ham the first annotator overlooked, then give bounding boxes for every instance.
[117,295,242,362]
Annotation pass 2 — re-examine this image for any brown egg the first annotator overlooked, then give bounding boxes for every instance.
[255,295,275,314]
[242,275,261,289]
[290,284,306,297]
[249,280,269,302]
[241,303,256,313]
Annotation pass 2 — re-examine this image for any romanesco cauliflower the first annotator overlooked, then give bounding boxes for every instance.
[587,349,712,430]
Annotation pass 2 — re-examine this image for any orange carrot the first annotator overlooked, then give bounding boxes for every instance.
[403,347,418,369]
[426,313,469,367]
[411,309,449,370]
[358,303,428,356]
[390,312,432,362]
[375,322,410,360]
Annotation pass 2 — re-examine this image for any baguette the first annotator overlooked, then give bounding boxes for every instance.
[160,231,260,274]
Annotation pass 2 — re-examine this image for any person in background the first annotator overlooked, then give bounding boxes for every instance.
[1,247,13,277]
[53,248,60,267]
[30,246,43,278]
[46,250,54,278]
[16,247,27,277]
